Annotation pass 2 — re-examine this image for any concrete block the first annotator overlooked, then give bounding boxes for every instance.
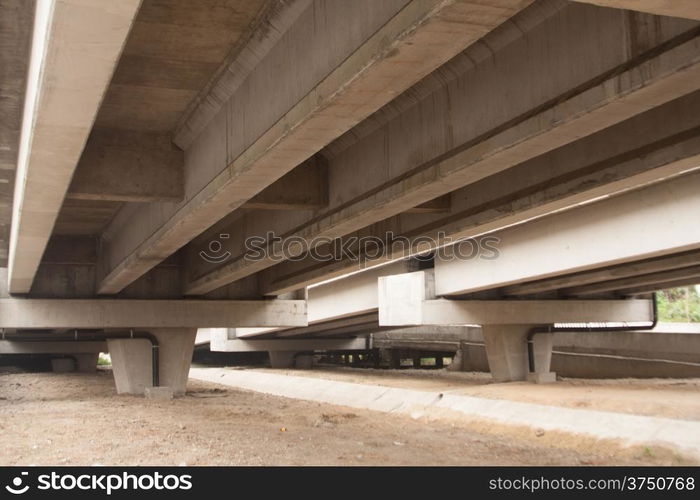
[527,372,557,384]
[145,387,174,400]
[51,358,75,373]
[75,353,99,373]
[295,354,314,370]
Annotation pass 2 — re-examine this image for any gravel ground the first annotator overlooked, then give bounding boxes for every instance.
[0,367,694,466]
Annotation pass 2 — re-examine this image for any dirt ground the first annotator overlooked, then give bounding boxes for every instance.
[0,367,695,466]
[262,366,700,421]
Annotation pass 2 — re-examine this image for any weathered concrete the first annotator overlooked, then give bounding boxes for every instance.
[208,329,367,353]
[259,92,700,296]
[74,353,98,373]
[434,170,700,296]
[66,129,184,202]
[503,250,700,297]
[187,5,700,296]
[8,0,141,293]
[571,0,700,20]
[482,326,553,382]
[0,299,307,329]
[373,324,700,378]
[108,328,196,396]
[268,351,296,369]
[377,271,654,327]
[0,0,34,268]
[0,340,106,354]
[50,358,75,373]
[97,0,535,295]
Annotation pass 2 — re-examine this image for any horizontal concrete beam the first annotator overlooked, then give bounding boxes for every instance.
[66,128,183,202]
[238,313,381,339]
[378,271,654,326]
[434,170,700,296]
[259,93,700,295]
[307,260,416,324]
[0,340,106,354]
[570,0,700,20]
[503,250,700,297]
[187,13,700,296]
[0,299,307,329]
[564,264,700,297]
[210,333,367,352]
[241,155,326,211]
[8,0,141,293]
[97,0,534,295]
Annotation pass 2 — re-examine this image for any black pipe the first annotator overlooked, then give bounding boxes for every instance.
[526,293,658,374]
[0,330,160,387]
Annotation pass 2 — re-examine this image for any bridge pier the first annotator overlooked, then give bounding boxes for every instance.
[74,353,99,373]
[108,328,197,397]
[378,270,652,383]
[481,326,554,383]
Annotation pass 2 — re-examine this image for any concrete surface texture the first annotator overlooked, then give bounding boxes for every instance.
[109,329,197,396]
[0,0,699,406]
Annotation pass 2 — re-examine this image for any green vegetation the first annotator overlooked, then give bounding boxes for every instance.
[656,286,700,322]
[97,353,111,366]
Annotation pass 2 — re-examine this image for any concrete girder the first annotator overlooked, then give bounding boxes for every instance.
[66,128,184,203]
[0,299,306,329]
[570,0,700,20]
[377,271,653,326]
[97,0,534,295]
[433,170,700,296]
[377,270,653,381]
[185,9,700,296]
[562,264,700,297]
[502,250,700,297]
[258,92,700,296]
[209,332,367,353]
[0,340,106,354]
[236,313,380,339]
[7,0,141,293]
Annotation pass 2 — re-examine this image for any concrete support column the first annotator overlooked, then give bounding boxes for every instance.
[482,325,554,383]
[75,353,99,373]
[268,351,296,369]
[107,328,197,396]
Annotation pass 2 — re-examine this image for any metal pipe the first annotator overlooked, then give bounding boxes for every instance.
[526,294,658,373]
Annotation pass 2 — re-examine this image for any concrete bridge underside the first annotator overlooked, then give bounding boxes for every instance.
[1,0,699,394]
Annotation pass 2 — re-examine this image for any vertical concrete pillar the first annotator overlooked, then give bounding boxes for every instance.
[75,353,99,373]
[268,351,296,368]
[482,325,554,382]
[107,328,197,396]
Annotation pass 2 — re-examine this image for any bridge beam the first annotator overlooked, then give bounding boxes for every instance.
[378,270,654,381]
[97,0,533,295]
[185,7,700,296]
[571,0,700,20]
[433,170,700,297]
[0,299,307,329]
[7,0,141,293]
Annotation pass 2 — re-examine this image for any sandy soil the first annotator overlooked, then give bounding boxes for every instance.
[0,368,694,466]
[260,366,700,421]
